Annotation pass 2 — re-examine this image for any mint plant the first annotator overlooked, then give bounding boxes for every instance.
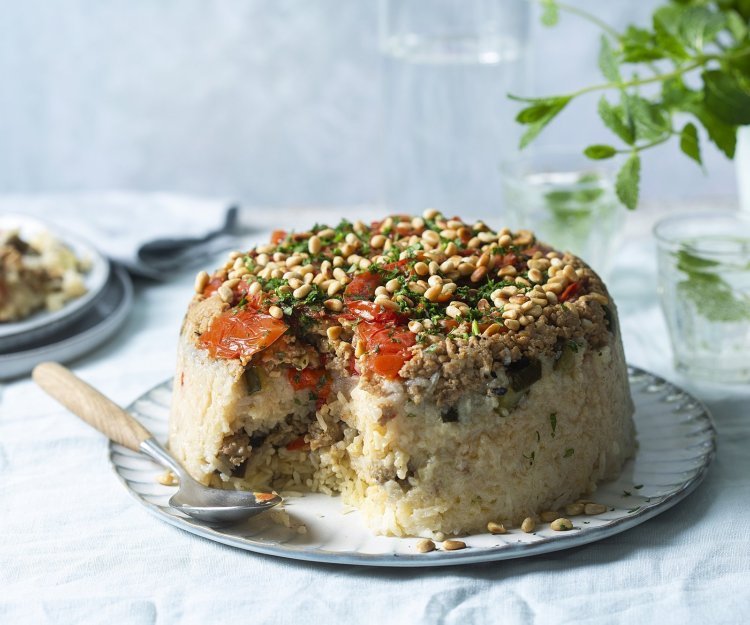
[511,0,750,209]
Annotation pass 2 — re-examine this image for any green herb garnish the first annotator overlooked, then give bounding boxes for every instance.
[512,0,750,209]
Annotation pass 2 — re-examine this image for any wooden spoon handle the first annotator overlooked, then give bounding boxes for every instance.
[32,362,152,451]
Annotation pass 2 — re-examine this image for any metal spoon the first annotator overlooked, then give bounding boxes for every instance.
[32,362,281,525]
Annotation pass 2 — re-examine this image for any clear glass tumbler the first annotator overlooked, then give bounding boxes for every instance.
[500,148,625,278]
[654,212,750,385]
[379,0,530,216]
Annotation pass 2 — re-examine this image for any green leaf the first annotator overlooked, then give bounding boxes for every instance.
[675,249,750,322]
[627,94,671,142]
[584,144,617,160]
[703,70,750,125]
[679,122,702,165]
[616,153,641,210]
[687,102,738,158]
[515,96,572,149]
[653,7,691,60]
[598,96,635,145]
[540,0,559,27]
[726,10,749,41]
[678,7,727,51]
[620,26,664,63]
[598,35,620,82]
[661,77,701,109]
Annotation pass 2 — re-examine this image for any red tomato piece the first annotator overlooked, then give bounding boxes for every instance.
[381,259,410,274]
[199,309,287,360]
[271,230,287,244]
[285,436,308,451]
[202,277,223,298]
[560,281,581,302]
[287,366,332,408]
[344,272,382,300]
[356,322,416,380]
[345,300,403,324]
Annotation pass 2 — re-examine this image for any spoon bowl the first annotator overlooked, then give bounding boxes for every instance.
[33,362,282,525]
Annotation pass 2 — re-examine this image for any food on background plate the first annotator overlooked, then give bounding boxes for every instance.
[169,210,635,538]
[0,228,91,322]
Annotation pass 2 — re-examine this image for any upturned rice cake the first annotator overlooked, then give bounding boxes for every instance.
[169,212,635,537]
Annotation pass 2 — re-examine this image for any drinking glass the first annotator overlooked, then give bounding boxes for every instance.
[379,0,530,216]
[500,148,625,278]
[654,212,750,385]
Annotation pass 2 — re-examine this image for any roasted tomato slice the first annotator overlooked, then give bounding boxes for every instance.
[344,272,382,300]
[356,322,416,379]
[199,309,287,360]
[285,436,309,451]
[270,230,287,244]
[345,300,403,324]
[287,366,332,409]
[560,281,581,303]
[202,277,223,298]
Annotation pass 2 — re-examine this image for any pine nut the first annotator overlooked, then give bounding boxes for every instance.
[470,266,487,283]
[218,285,233,302]
[308,235,322,254]
[324,298,343,312]
[425,285,442,302]
[269,305,284,319]
[521,517,535,533]
[487,522,507,535]
[565,503,585,517]
[442,540,466,551]
[326,326,342,341]
[482,323,503,337]
[422,230,440,246]
[584,503,607,515]
[550,518,574,531]
[194,271,209,294]
[370,234,386,249]
[416,539,436,553]
[503,316,520,330]
[293,284,312,299]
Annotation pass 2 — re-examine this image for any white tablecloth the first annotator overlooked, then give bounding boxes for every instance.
[2,197,749,625]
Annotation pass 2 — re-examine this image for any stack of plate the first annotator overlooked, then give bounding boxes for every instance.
[0,215,134,380]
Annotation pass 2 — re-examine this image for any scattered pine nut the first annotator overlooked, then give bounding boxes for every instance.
[443,540,466,551]
[550,518,574,531]
[416,539,436,553]
[584,503,607,515]
[521,517,535,533]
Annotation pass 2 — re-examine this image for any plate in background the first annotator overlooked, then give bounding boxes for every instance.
[0,265,133,380]
[109,367,715,567]
[0,214,110,348]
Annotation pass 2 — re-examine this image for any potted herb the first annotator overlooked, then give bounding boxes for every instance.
[511,0,750,210]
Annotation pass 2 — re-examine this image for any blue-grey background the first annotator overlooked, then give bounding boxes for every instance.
[0,0,737,209]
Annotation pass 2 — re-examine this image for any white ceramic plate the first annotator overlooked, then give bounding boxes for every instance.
[110,367,715,567]
[0,265,133,380]
[0,214,110,344]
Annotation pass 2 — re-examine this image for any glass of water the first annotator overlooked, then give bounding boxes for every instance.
[500,148,625,278]
[379,0,530,216]
[654,212,750,385]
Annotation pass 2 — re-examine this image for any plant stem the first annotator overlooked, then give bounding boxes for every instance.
[554,1,622,41]
[571,60,706,98]
[615,133,674,155]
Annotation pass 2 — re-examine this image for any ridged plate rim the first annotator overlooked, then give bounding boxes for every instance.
[109,366,716,567]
